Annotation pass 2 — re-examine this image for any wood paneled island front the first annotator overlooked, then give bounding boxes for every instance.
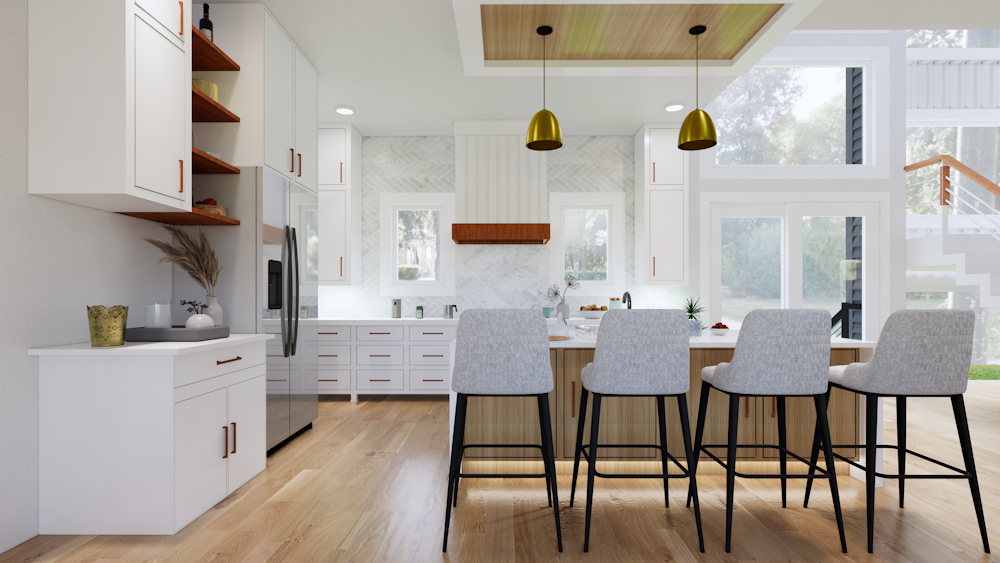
[448,332,876,475]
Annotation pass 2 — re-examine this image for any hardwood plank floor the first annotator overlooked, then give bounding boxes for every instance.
[4,384,1000,562]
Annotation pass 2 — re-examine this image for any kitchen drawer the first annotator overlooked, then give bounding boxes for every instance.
[408,325,457,342]
[175,341,266,387]
[266,368,290,391]
[409,345,449,366]
[409,370,449,391]
[318,370,351,391]
[356,326,403,341]
[357,345,403,366]
[318,345,351,366]
[317,327,351,341]
[356,370,403,390]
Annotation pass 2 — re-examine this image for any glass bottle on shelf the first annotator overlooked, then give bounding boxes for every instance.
[199,3,213,42]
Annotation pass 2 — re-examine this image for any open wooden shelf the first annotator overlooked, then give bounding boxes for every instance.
[192,26,240,71]
[192,87,240,122]
[119,206,240,226]
[192,147,240,174]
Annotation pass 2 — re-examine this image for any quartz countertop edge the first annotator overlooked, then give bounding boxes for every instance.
[546,333,877,349]
[28,333,274,356]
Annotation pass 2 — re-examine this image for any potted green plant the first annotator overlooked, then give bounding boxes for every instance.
[684,297,706,337]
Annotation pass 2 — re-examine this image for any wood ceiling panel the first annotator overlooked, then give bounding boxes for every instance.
[481,4,783,61]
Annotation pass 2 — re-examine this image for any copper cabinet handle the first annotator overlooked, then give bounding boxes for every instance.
[340,257,343,277]
[231,422,236,454]
[340,162,343,183]
[771,397,776,418]
[423,332,444,335]
[370,379,390,382]
[319,379,339,382]
[298,153,302,177]
[290,148,294,173]
[223,426,228,459]
[653,256,656,277]
[423,379,443,382]
[653,162,655,182]
[319,355,338,357]
[370,355,390,357]
[179,2,184,35]
[319,332,339,335]
[179,160,183,193]
[217,356,242,365]
[572,381,576,418]
[266,379,287,382]
[370,332,390,335]
[422,355,444,357]
[745,397,749,418]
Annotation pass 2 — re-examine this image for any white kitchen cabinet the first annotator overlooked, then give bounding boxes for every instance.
[263,14,296,180]
[295,48,319,192]
[318,124,362,285]
[634,125,689,285]
[31,334,270,535]
[29,0,191,213]
[319,190,347,281]
[319,129,346,184]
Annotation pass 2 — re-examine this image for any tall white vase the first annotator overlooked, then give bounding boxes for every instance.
[204,296,224,326]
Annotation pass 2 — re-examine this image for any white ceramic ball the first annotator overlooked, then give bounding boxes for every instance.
[185,313,215,328]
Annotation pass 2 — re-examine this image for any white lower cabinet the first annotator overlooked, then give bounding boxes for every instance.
[174,388,228,531]
[226,376,267,494]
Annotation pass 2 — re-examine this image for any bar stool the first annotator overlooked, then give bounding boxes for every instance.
[689,309,847,553]
[569,309,705,553]
[803,309,989,554]
[442,309,562,553]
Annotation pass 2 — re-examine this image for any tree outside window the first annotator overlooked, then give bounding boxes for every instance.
[563,208,609,281]
[396,209,441,282]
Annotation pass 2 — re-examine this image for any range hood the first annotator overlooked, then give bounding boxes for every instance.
[451,121,549,244]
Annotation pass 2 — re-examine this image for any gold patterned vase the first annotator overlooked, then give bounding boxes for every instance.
[87,305,129,347]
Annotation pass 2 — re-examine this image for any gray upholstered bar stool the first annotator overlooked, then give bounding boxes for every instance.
[689,309,847,554]
[442,309,561,553]
[803,309,989,554]
[569,309,705,553]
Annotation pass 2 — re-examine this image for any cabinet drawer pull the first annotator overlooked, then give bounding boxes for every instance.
[572,381,576,418]
[423,379,443,382]
[340,162,343,183]
[319,332,339,335]
[223,426,228,459]
[179,160,183,193]
[423,332,444,335]
[266,379,287,382]
[745,396,749,418]
[231,422,237,454]
[653,256,655,277]
[370,354,390,357]
[340,256,343,277]
[370,379,390,382]
[422,354,444,357]
[179,1,184,35]
[319,379,339,382]
[370,332,390,335]
[319,354,338,357]
[652,162,655,182]
[217,356,242,365]
[297,153,302,177]
[290,148,295,173]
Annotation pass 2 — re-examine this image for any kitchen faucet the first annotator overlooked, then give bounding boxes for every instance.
[622,292,631,309]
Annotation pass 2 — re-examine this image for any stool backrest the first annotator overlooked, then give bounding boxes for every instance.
[589,309,690,395]
[864,309,974,395]
[452,309,554,395]
[727,309,831,395]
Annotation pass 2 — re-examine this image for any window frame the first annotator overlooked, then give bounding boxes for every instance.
[380,193,456,297]
[549,192,627,296]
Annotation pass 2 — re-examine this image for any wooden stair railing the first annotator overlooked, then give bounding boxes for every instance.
[904,155,1000,206]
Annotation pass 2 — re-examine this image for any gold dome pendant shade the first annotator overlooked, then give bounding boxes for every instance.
[527,26,562,151]
[678,25,717,151]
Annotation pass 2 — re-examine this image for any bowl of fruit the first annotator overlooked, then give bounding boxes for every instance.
[710,322,730,336]
[579,304,608,319]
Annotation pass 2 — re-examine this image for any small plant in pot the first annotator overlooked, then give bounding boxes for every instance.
[684,297,706,337]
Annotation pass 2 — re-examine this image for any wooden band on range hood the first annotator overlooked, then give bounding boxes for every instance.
[451,223,550,244]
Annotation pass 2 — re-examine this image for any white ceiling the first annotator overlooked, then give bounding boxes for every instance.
[209,0,1000,136]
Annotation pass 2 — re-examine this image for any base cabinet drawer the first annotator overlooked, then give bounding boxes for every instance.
[409,370,449,390]
[318,345,351,366]
[357,345,403,366]
[318,370,351,391]
[175,341,266,387]
[356,326,403,341]
[409,345,449,366]
[317,327,351,341]
[357,370,404,390]
[408,326,457,342]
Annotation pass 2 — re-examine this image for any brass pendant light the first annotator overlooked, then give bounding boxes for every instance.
[678,25,718,151]
[527,25,563,151]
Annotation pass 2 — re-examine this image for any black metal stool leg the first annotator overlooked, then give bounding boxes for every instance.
[443,393,469,552]
[803,386,831,508]
[570,388,589,507]
[952,395,990,553]
[452,394,469,508]
[725,392,740,553]
[538,394,563,552]
[897,396,907,509]
[865,394,877,553]
[816,393,847,553]
[657,396,670,508]
[584,393,602,553]
[677,394,705,553]
[687,381,711,508]
[777,396,787,508]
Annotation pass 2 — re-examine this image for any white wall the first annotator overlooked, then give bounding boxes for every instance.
[0,2,172,553]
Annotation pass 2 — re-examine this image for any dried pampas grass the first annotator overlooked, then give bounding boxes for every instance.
[145,224,222,297]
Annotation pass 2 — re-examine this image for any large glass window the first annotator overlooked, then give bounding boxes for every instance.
[395,207,441,283]
[720,217,783,328]
[713,67,859,166]
[563,208,609,282]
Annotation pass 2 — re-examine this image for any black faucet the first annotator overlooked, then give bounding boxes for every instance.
[622,291,631,309]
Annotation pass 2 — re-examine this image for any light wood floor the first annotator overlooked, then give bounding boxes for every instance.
[4,383,1000,563]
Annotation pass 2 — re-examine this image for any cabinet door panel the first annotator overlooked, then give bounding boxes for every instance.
[227,375,266,494]
[136,0,184,40]
[294,49,317,192]
[647,190,684,282]
[263,14,296,179]
[135,16,185,200]
[318,128,346,184]
[318,190,346,281]
[175,388,228,531]
[649,128,684,185]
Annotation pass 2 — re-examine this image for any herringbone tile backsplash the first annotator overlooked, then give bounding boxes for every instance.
[319,136,688,318]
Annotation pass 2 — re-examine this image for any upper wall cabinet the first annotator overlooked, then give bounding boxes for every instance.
[29,0,192,213]
[318,129,346,185]
[634,124,689,286]
[318,124,362,286]
[190,5,318,192]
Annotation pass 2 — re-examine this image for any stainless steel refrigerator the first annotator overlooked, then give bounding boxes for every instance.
[172,166,318,454]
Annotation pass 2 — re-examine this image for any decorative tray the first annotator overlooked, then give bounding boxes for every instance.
[124,325,230,342]
[548,335,570,340]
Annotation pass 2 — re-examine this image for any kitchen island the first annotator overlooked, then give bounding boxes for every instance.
[448,331,877,477]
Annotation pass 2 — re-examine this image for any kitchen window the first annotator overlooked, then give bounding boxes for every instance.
[380,193,455,297]
[549,193,626,295]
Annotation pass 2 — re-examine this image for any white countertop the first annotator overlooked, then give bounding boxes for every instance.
[316,317,459,324]
[548,331,876,349]
[28,334,273,356]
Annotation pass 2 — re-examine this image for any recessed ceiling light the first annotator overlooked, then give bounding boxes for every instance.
[664,102,685,112]
[335,106,355,115]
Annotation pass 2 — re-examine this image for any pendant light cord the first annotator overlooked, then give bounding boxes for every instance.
[695,32,699,110]
[543,33,546,110]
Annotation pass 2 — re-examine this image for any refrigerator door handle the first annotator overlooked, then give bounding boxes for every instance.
[291,227,301,355]
[281,226,292,358]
